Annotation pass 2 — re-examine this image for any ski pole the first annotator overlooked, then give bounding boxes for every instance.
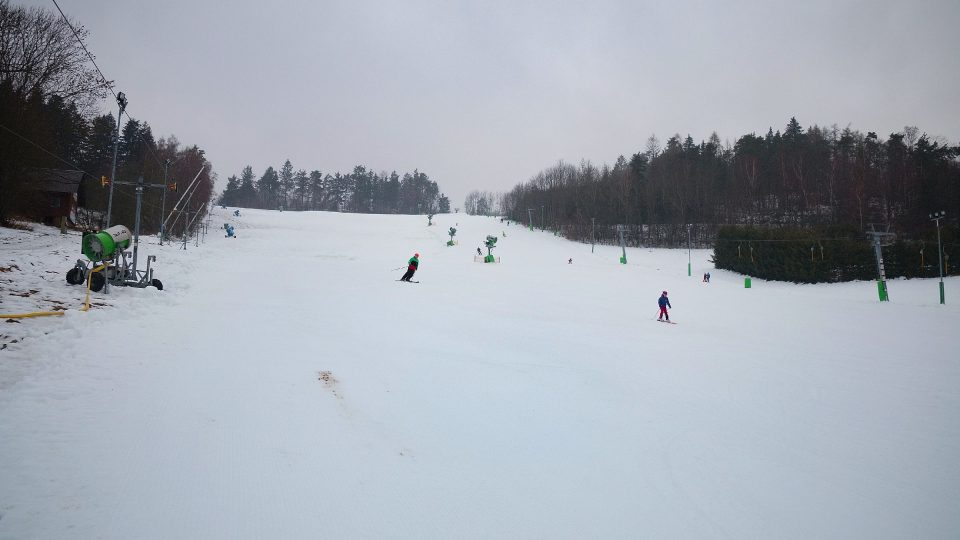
[391,266,405,271]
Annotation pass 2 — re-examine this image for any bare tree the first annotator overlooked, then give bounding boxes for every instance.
[0,0,112,113]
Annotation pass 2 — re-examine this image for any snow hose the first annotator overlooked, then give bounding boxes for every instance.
[0,263,108,318]
[81,264,108,312]
[0,310,65,319]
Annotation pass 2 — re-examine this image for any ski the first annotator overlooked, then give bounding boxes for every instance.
[396,280,420,283]
[655,319,677,324]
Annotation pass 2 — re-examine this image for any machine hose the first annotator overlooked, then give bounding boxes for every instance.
[1,264,109,319]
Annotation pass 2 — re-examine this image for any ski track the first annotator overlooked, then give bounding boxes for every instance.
[1,209,959,539]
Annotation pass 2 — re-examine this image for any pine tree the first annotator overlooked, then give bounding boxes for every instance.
[293,169,308,210]
[220,175,240,206]
[237,166,257,208]
[308,170,324,210]
[256,166,280,209]
[278,159,294,209]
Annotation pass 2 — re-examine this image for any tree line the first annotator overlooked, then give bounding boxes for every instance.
[713,224,958,283]
[219,162,450,215]
[494,118,959,249]
[463,190,498,216]
[0,0,215,233]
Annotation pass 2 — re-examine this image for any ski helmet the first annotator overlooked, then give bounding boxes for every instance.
[662,291,668,295]
[414,253,420,257]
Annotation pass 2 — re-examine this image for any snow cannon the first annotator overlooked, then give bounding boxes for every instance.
[484,235,498,263]
[82,225,131,262]
[447,227,457,246]
[69,223,160,293]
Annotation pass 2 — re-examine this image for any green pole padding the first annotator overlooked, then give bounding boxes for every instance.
[877,280,889,301]
[939,282,945,305]
[688,262,691,276]
[620,256,627,264]
[744,277,752,288]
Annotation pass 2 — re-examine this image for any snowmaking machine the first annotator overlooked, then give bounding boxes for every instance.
[483,235,499,263]
[65,225,163,293]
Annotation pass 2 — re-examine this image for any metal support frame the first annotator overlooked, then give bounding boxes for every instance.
[162,166,206,237]
[105,92,128,228]
[591,217,595,253]
[111,175,167,280]
[160,157,182,245]
[930,211,947,304]
[77,173,165,293]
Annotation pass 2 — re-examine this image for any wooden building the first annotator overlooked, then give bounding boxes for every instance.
[17,168,85,225]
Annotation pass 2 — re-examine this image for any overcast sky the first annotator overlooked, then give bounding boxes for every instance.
[26,0,960,207]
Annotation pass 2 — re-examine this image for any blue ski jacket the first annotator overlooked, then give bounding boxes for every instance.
[658,295,671,308]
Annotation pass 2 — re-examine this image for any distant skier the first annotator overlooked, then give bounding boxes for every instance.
[658,291,671,322]
[568,258,573,264]
[477,247,482,256]
[400,253,420,282]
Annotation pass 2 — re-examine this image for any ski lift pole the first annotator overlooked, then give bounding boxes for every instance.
[930,211,946,304]
[184,207,205,247]
[591,217,595,253]
[617,226,627,264]
[173,178,205,250]
[131,176,144,278]
[162,166,205,235]
[167,181,202,238]
[867,226,895,302]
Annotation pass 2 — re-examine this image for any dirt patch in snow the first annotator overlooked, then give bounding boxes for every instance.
[318,370,341,398]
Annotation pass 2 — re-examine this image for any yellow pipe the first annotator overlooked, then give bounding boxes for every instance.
[80,264,108,312]
[1,264,109,318]
[0,311,64,319]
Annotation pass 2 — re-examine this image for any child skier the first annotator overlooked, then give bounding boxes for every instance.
[400,253,420,282]
[658,291,671,321]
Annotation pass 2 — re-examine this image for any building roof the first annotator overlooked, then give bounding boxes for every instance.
[25,168,85,194]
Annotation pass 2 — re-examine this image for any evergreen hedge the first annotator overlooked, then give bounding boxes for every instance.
[713,225,959,283]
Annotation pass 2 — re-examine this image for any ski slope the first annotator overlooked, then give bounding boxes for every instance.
[1,209,958,539]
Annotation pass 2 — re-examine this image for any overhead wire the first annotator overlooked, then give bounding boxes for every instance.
[51,0,169,171]
[0,120,182,227]
[0,121,90,174]
[50,0,117,102]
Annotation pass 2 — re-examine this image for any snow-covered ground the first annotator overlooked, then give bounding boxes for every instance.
[1,209,958,539]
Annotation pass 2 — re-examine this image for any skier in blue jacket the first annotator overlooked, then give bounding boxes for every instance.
[658,291,671,321]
